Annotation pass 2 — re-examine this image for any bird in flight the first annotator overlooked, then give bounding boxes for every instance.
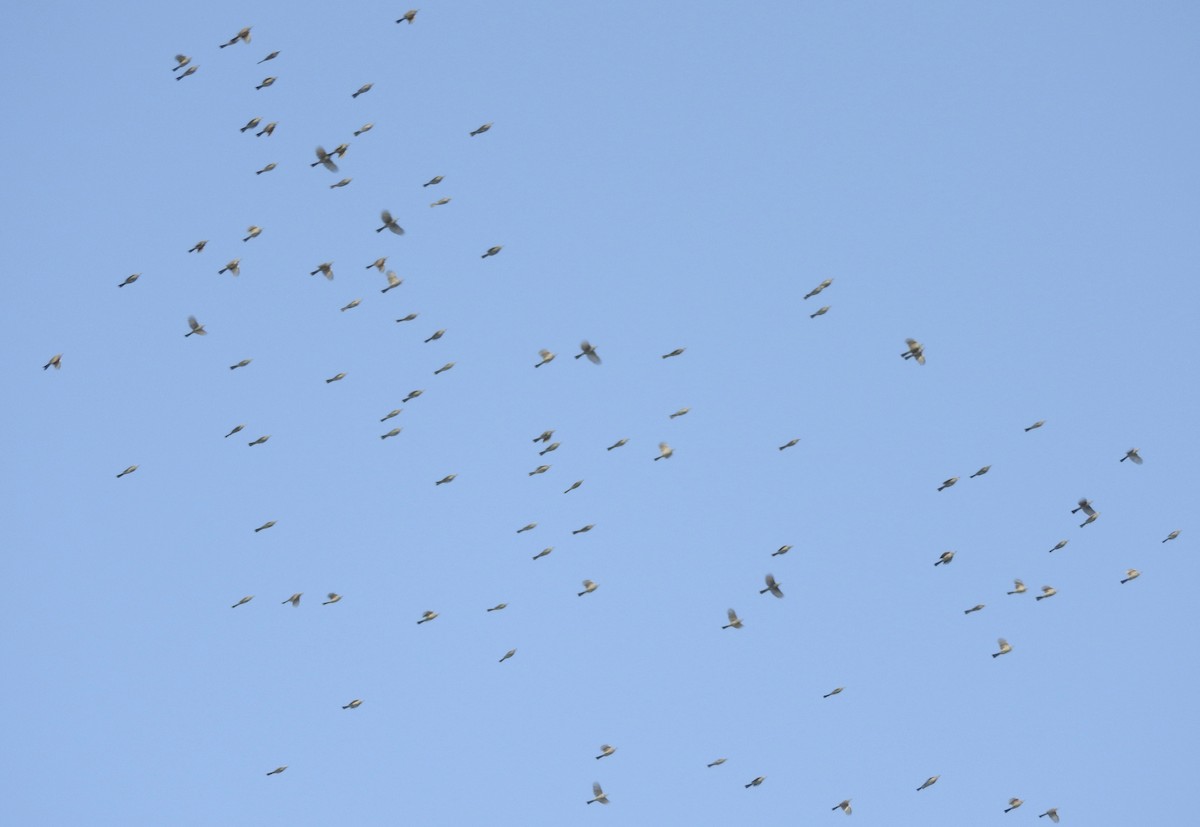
[185,315,206,337]
[538,442,560,457]
[669,407,690,419]
[424,329,445,343]
[916,775,939,791]
[499,649,517,663]
[282,593,301,607]
[804,279,833,299]
[377,210,405,234]
[416,610,438,624]
[188,240,207,253]
[224,424,245,439]
[325,373,346,384]
[397,9,418,24]
[258,51,279,64]
[771,545,792,557]
[254,520,275,533]
[595,745,616,760]
[901,338,926,364]
[516,523,537,534]
[116,465,138,478]
[572,524,595,535]
[487,603,507,612]
[248,435,270,446]
[809,305,831,319]
[934,551,955,566]
[402,390,423,403]
[586,782,608,805]
[606,438,629,451]
[380,409,402,423]
[1121,569,1140,584]
[1073,498,1099,527]
[433,362,455,375]
[352,83,374,98]
[381,271,402,293]
[434,474,456,485]
[423,175,444,187]
[655,443,673,461]
[578,580,598,596]
[322,593,342,605]
[533,430,554,443]
[745,776,765,789]
[470,122,493,136]
[576,340,601,364]
[937,477,958,491]
[343,699,362,709]
[534,349,555,367]
[1025,420,1045,432]
[265,766,287,776]
[1048,539,1068,553]
[964,604,985,614]
[243,225,262,242]
[255,77,275,90]
[532,547,552,561]
[117,273,139,288]
[481,245,503,258]
[778,439,799,451]
[1039,807,1060,822]
[341,299,362,312]
[172,54,191,71]
[43,353,62,370]
[218,259,240,276]
[312,146,339,172]
[430,197,451,207]
[220,27,252,48]
[1121,448,1143,464]
[970,465,991,478]
[231,595,254,608]
[1005,798,1024,813]
[529,465,550,476]
[661,347,685,359]
[257,163,279,176]
[824,687,844,698]
[354,123,373,137]
[722,609,743,629]
[380,428,402,440]
[707,758,726,768]
[992,638,1012,658]
[832,799,852,815]
[311,262,334,280]
[760,573,784,598]
[1163,530,1181,543]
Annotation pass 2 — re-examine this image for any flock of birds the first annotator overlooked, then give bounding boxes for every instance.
[33,13,1183,821]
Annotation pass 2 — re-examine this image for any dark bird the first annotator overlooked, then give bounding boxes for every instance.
[901,338,926,364]
[424,329,445,343]
[240,117,261,133]
[423,175,444,187]
[434,474,456,485]
[760,573,783,598]
[265,766,287,776]
[328,177,351,188]
[224,424,245,439]
[516,523,537,534]
[175,65,198,81]
[117,273,140,288]
[661,348,685,359]
[254,520,276,533]
[970,465,991,478]
[230,359,252,370]
[778,439,799,451]
[231,595,254,608]
[538,442,560,456]
[255,77,276,90]
[380,428,401,440]
[218,259,240,276]
[937,477,958,491]
[481,245,503,258]
[707,758,727,768]
[433,362,455,375]
[470,122,493,136]
[572,524,594,535]
[1024,420,1045,432]
[325,372,346,384]
[188,240,207,253]
[248,435,270,446]
[312,146,339,172]
[528,465,550,476]
[533,430,554,443]
[310,262,334,280]
[1049,540,1068,553]
[532,547,553,560]
[745,777,765,789]
[352,83,373,98]
[416,610,438,624]
[1163,530,1181,543]
[771,545,791,557]
[916,775,939,791]
[342,699,362,709]
[964,604,985,614]
[809,305,830,319]
[934,551,955,566]
[499,649,516,663]
[823,687,844,698]
[401,389,423,403]
[258,51,279,63]
[396,313,418,323]
[564,480,583,494]
[606,438,628,451]
[380,409,402,422]
[487,603,507,612]
[354,123,373,136]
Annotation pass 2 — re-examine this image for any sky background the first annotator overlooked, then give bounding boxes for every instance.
[2,1,1197,824]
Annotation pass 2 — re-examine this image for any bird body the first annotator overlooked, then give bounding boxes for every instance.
[993,638,1012,657]
[381,428,402,440]
[707,758,726,768]
[529,465,550,476]
[381,271,402,292]
[824,687,844,698]
[1121,569,1140,584]
[423,175,444,187]
[669,407,690,419]
[573,524,595,535]
[430,197,451,207]
[325,372,346,383]
[44,353,62,370]
[402,389,423,402]
[224,424,245,438]
[343,699,362,709]
[517,523,537,534]
[323,593,342,605]
[805,279,833,299]
[231,595,254,608]
[434,474,456,485]
[487,603,507,612]
[916,775,939,791]
[534,430,554,443]
[564,480,583,494]
[176,65,198,80]
[258,51,279,63]
[934,551,955,566]
[1036,586,1057,601]
[499,649,516,663]
[1049,539,1068,552]
[256,163,278,175]
[470,122,493,136]
[266,766,287,776]
[311,262,334,279]
[188,240,207,253]
[255,77,276,90]
[595,745,615,759]
[424,329,445,343]
[745,776,765,788]
[377,210,404,234]
[1040,808,1060,822]
[116,465,138,478]
[417,610,438,624]
[809,305,830,319]
[218,259,240,276]
[242,225,262,242]
[254,520,275,532]
[312,146,339,173]
[578,579,598,596]
[352,83,373,98]
[240,117,261,133]
[220,27,252,48]
[586,782,608,805]
[354,123,373,136]
[771,545,792,557]
[397,10,418,24]
[833,799,852,815]
[538,442,560,456]
[607,438,628,451]
[248,435,270,446]
[1163,530,1181,543]
[901,338,926,364]
[534,349,555,367]
[1122,448,1143,464]
[282,593,301,606]
[970,465,991,477]
[938,477,958,491]
[381,409,402,422]
[723,609,743,629]
[778,439,799,451]
[576,340,601,364]
[256,122,277,137]
[1005,798,1024,813]
[1025,420,1046,432]
[662,347,685,359]
[341,299,361,312]
[760,573,784,598]
[481,245,503,258]
[964,604,985,614]
[433,362,455,375]
[532,547,553,560]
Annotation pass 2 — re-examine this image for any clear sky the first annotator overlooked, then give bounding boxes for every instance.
[3,2,1197,824]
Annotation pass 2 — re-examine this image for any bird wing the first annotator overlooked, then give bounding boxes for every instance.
[592,783,603,797]
[188,315,199,330]
[727,609,738,622]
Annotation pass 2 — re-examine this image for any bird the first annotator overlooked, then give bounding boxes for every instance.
[401,389,423,403]
[707,758,727,768]
[823,687,844,698]
[576,340,601,364]
[231,595,254,608]
[901,338,926,364]
[595,745,616,760]
[185,315,206,337]
[970,465,991,478]
[937,477,958,491]
[175,65,198,81]
[722,609,743,629]
[365,257,387,272]
[661,348,686,359]
[330,177,351,188]
[240,117,261,133]
[117,273,139,288]
[172,54,191,71]
[397,9,418,24]
[352,83,373,98]
[423,175,444,187]
[760,573,784,598]
[342,699,362,709]
[538,442,560,456]
[254,520,275,533]
[573,524,595,535]
[778,439,800,451]
[992,638,1012,657]
[964,604,985,614]
[188,240,207,253]
[669,407,690,419]
[325,373,346,384]
[470,122,493,136]
[341,299,361,312]
[255,77,276,91]
[528,465,550,476]
[416,610,438,624]
[533,430,554,443]
[282,593,301,607]
[377,210,405,234]
[434,474,456,485]
[354,123,373,136]
[256,163,278,175]
[43,354,62,370]
[1163,530,1181,543]
[1025,420,1045,432]
[430,197,451,207]
[312,146,339,172]
[481,245,503,258]
[310,262,334,279]
[220,27,252,48]
[652,443,674,461]
[1005,798,1024,813]
[424,329,445,343]
[532,547,553,560]
[380,410,402,423]
[377,272,403,296]
[1049,539,1068,553]
[1122,448,1143,464]
[771,545,792,557]
[1121,569,1140,584]
[224,424,245,438]
[833,800,852,815]
[564,480,583,493]
[380,428,402,440]
[516,523,537,534]
[916,775,939,791]
[1072,498,1095,515]
[1039,808,1060,822]
[499,649,517,663]
[256,122,277,137]
[607,438,629,451]
[805,279,833,299]
[433,362,455,375]
[745,776,765,789]
[258,51,279,63]
[586,782,608,805]
[322,593,342,605]
[265,766,287,776]
[809,305,830,319]
[331,143,350,158]
[487,603,507,612]
[218,259,241,276]
[248,435,270,446]
[934,551,955,566]
[1079,509,1100,529]
[116,465,138,478]
[243,225,262,242]
[578,580,598,596]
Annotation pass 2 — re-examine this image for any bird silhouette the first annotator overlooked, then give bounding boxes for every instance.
[43,354,62,370]
[416,610,438,624]
[499,649,516,663]
[434,474,456,485]
[342,699,362,709]
[116,465,138,478]
[322,593,342,605]
[325,373,346,384]
[760,573,783,598]
[256,163,278,175]
[934,551,955,566]
[1049,540,1068,553]
[1005,798,1024,813]
[255,77,275,90]
[1121,569,1140,584]
[993,639,1012,657]
[470,122,493,136]
[354,123,373,136]
[265,766,287,776]
[175,65,198,81]
[218,259,240,276]
[380,428,402,440]
[340,299,361,312]
[423,175,444,187]
[707,758,726,768]
[433,362,455,375]
[224,424,245,438]
[533,430,554,443]
[381,272,402,293]
[430,197,451,207]
[380,409,402,422]
[310,262,334,279]
[220,27,252,48]
[771,545,792,557]
[256,122,277,137]
[538,442,560,457]
[595,745,616,759]
[481,245,503,258]
[564,480,583,494]
[188,240,207,253]
[231,595,253,608]
[402,390,423,403]
[809,305,830,319]
[1039,808,1060,822]
[529,465,550,476]
[248,435,270,446]
[901,338,926,364]
[240,117,261,133]
[916,775,939,791]
[970,465,991,478]
[516,523,537,534]
[424,329,445,343]
[282,593,301,607]
[397,10,418,24]
[964,604,985,614]
[352,83,373,98]
[572,524,595,535]
[824,687,844,698]
[172,54,191,71]
[253,520,275,532]
[778,439,799,451]
[1025,420,1045,432]
[312,146,338,172]
[242,225,262,242]
[832,800,852,815]
[576,340,601,364]
[258,51,279,64]
[937,477,958,491]
[661,348,685,359]
[533,349,555,367]
[532,547,553,561]
[1163,530,1181,543]
[487,603,507,612]
[745,776,765,788]
[606,438,629,451]
[805,278,833,299]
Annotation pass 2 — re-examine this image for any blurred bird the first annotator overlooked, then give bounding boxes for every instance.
[116,465,138,478]
[265,766,287,776]
[220,27,252,48]
[487,603,507,612]
[964,604,985,614]
[377,210,405,234]
[430,197,451,207]
[934,551,955,566]
[805,279,833,299]
[1025,420,1045,432]
[1049,539,1068,553]
[993,638,1012,657]
[1005,798,1024,813]
[1163,530,1181,543]
[224,424,245,438]
[312,146,339,172]
[833,800,852,815]
[331,143,349,158]
[573,524,595,535]
[778,439,799,451]
[1039,809,1059,823]
[256,122,276,137]
[175,65,198,81]
[499,649,517,663]
[707,758,727,768]
[529,465,550,476]
[481,245,503,258]
[1072,498,1095,515]
[352,83,373,98]
[380,428,401,440]
[1121,448,1143,464]
[218,259,240,276]
[607,438,629,451]
[240,117,261,133]
[517,523,537,534]
[745,777,765,789]
[380,409,402,422]
[970,465,991,478]
[322,593,342,605]
[256,163,277,175]
[340,299,361,312]
[534,430,554,443]
[423,175,444,187]
[243,225,262,242]
[760,573,784,598]
[655,443,673,461]
[529,349,555,370]
[416,610,438,624]
[901,338,926,364]
[586,782,608,805]
[258,51,279,63]
[564,480,583,493]
[824,687,844,698]
[595,745,616,759]
[916,775,939,791]
[722,609,743,629]
[661,348,685,359]
[254,520,275,533]
[255,77,275,90]
[367,257,387,272]
[1079,511,1100,529]
[311,262,334,279]
[188,240,207,253]
[809,305,830,319]
[397,9,418,24]
[172,54,190,71]
[343,699,362,709]
[771,545,792,557]
[532,547,553,560]
[396,313,418,323]
[117,273,139,288]
[282,593,301,606]
[44,353,62,370]
[354,123,373,136]
[538,442,560,456]
[433,362,455,375]
[375,273,402,296]
[578,580,598,596]
[185,315,206,337]
[247,435,269,446]
[937,477,958,491]
[576,340,601,364]
[424,329,445,343]
[231,595,253,608]
[325,373,346,384]
[434,474,456,485]
[470,122,493,136]
[1121,569,1140,584]
[669,407,690,419]
[401,390,423,402]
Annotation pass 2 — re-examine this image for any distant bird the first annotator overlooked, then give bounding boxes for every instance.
[424,329,445,343]
[804,279,833,299]
[778,439,799,451]
[312,146,339,172]
[310,262,334,280]
[117,273,139,288]
[606,438,629,451]
[964,604,985,614]
[43,353,62,370]
[354,123,373,136]
[595,745,616,760]
[172,54,191,71]
[1024,420,1045,432]
[322,593,342,605]
[833,799,852,815]
[380,409,402,422]
[224,424,245,439]
[380,428,401,440]
[1163,530,1181,543]
[379,272,403,295]
[1005,798,1024,813]
[433,362,455,375]
[516,523,537,534]
[470,122,493,136]
[330,177,350,189]
[481,245,503,258]
[533,430,554,443]
[1075,498,1099,528]
[220,26,252,48]
[1121,448,1143,464]
[970,465,991,478]
[402,390,423,403]
[396,313,419,323]
[992,638,1012,658]
[434,474,456,485]
[116,465,138,478]
[248,435,270,446]
[572,524,595,535]
[254,520,276,533]
[916,775,939,791]
[499,649,517,663]
[366,257,387,272]
[771,545,792,557]
[416,610,438,624]
[282,593,301,607]
[1039,808,1060,822]
[934,551,955,566]
[538,442,560,456]
[722,609,743,629]
[760,573,784,598]
[423,175,444,187]
[745,776,765,789]
[487,603,507,612]
[655,443,674,461]
[231,595,253,608]
[175,65,198,81]
[430,197,451,207]
[255,77,275,90]
[397,10,418,24]
[340,299,361,312]
[188,240,207,253]
[563,480,583,494]
[325,373,346,384]
[823,687,844,698]
[1121,569,1140,584]
[707,758,727,768]
[258,51,279,64]
[529,465,550,476]
[809,305,830,319]
[218,259,240,276]
[240,117,261,133]
[185,315,206,337]
[661,348,685,359]
[352,83,373,98]
[669,407,690,419]
[377,210,405,235]
[576,340,601,364]
[937,477,958,491]
[265,766,287,776]
[586,782,608,805]
[1049,540,1068,553]
[256,122,277,137]
[532,547,553,560]
[243,225,262,242]
[342,699,362,709]
[578,580,598,596]
[331,143,349,159]
[901,338,926,364]
[256,163,278,175]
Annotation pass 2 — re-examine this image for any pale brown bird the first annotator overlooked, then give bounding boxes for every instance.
[661,348,685,359]
[248,435,270,446]
[380,409,402,422]
[606,438,629,451]
[433,362,455,375]
[218,259,240,276]
[964,604,985,614]
[655,443,673,461]
[707,758,726,768]
[397,9,418,24]
[1163,530,1181,543]
[367,257,387,272]
[354,123,373,136]
[325,372,346,384]
[470,122,493,136]
[1049,539,1068,553]
[175,65,198,81]
[668,407,690,419]
[327,177,351,188]
[578,579,598,596]
[254,520,275,532]
[255,77,276,91]
[517,523,537,533]
[116,465,138,478]
[745,776,765,788]
[282,593,301,606]
[572,524,595,535]
[586,782,608,805]
[240,117,261,133]
[529,465,550,476]
[243,225,262,242]
[352,83,373,98]
[396,313,418,323]
[44,353,62,370]
[423,175,443,187]
[937,477,958,491]
[970,465,991,478]
[1005,798,1024,813]
[564,480,583,494]
[231,595,254,608]
[340,299,361,312]
[532,547,553,560]
[322,593,342,605]
[778,439,799,451]
[499,649,517,663]
[331,143,350,158]
[117,273,139,288]
[377,210,405,235]
[1024,419,1045,432]
[833,799,852,815]
[224,424,245,438]
[311,262,334,279]
[343,699,362,709]
[992,638,1012,657]
[256,163,277,175]
[430,197,451,207]
[220,27,252,48]
[934,551,955,566]
[256,122,277,137]
[381,272,402,293]
[823,687,844,698]
[1121,569,1140,584]
[722,609,743,629]
[772,545,792,557]
[172,54,191,71]
[481,246,503,258]
[1039,808,1060,822]
[434,474,456,485]
[760,573,783,598]
[1121,448,1143,464]
[265,766,287,776]
[538,442,560,456]
[424,329,445,343]
[416,610,438,624]
[185,315,206,337]
[312,146,339,172]
[188,240,207,253]
[533,430,554,443]
[486,603,507,612]
[258,51,279,64]
[402,389,423,402]
[380,428,402,440]
[595,745,616,759]
[809,305,830,319]
[576,340,601,364]
[901,338,926,364]
[916,775,939,791]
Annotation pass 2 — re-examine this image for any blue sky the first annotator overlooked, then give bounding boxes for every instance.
[3,2,1197,824]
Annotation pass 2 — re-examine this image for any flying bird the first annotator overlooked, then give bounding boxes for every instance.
[401,390,423,402]
[424,329,445,343]
[901,338,926,364]
[578,580,598,596]
[220,27,252,48]
[934,551,955,566]
[805,279,833,299]
[576,340,601,364]
[322,593,342,605]
[312,146,339,172]
[778,439,799,451]
[43,354,62,370]
[809,305,830,319]
[564,480,583,494]
[310,262,334,280]
[380,428,402,440]
[916,775,939,791]
[595,745,616,760]
[669,407,690,419]
[1162,530,1181,543]
[116,465,138,478]
[499,649,517,663]
[1049,540,1068,553]
[760,573,784,598]
[354,123,373,136]
[661,348,685,359]
[823,687,844,698]
[188,240,207,253]
[224,424,245,438]
[964,604,985,614]
[430,197,451,207]
[265,766,287,776]
[487,603,507,612]
[470,122,493,136]
[342,699,362,709]
[172,54,191,71]
[745,777,765,789]
[516,523,537,534]
[117,273,139,288]
[218,259,240,276]
[340,299,361,312]
[325,372,346,383]
[434,474,456,485]
[586,782,608,805]
[423,175,444,187]
[1122,448,1143,464]
[533,430,554,443]
[1025,420,1045,432]
[937,477,958,491]
[240,117,261,133]
[231,595,254,608]
[175,65,198,81]
[832,799,852,815]
[243,225,262,242]
[352,83,373,98]
[185,315,206,337]
[282,593,301,607]
[381,272,403,293]
[258,51,279,63]
[377,210,405,234]
[573,524,595,535]
[654,443,674,461]
[528,465,550,476]
[256,163,278,175]
[248,435,270,446]
[397,10,418,24]
[366,257,387,272]
[1121,569,1140,584]
[707,758,726,768]
[481,245,503,258]
[433,362,455,375]
[532,547,553,560]
[538,442,560,456]
[380,409,402,422]
[255,77,275,90]
[1005,798,1024,813]
[970,465,991,478]
[416,610,438,624]
[1040,808,1060,822]
[331,143,349,158]
[254,520,275,533]
[256,122,276,137]
[607,438,629,451]
[771,545,792,557]
[722,609,743,629]
[992,638,1012,658]
[530,349,556,368]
